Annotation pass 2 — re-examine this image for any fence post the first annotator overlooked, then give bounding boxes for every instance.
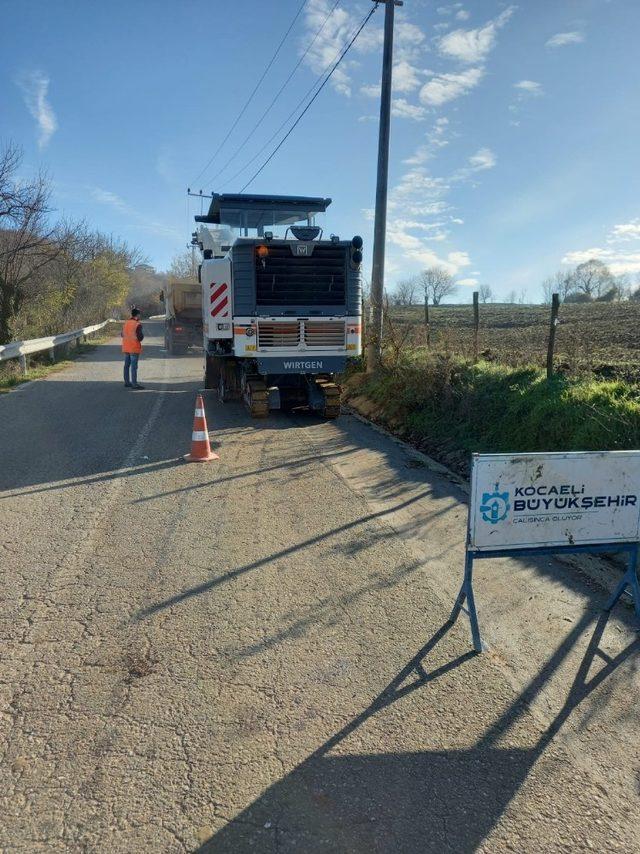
[473,291,479,363]
[547,293,560,379]
[424,297,431,349]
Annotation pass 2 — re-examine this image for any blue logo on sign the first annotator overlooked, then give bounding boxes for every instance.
[480,482,510,524]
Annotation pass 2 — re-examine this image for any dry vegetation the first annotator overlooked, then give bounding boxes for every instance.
[390,302,640,382]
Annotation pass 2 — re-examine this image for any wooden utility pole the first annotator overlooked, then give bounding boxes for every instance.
[366,0,403,373]
[547,293,560,379]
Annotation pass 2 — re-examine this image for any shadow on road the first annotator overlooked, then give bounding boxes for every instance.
[199,610,639,852]
[134,488,450,621]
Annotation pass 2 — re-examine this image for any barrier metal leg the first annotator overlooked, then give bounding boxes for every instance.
[605,546,640,622]
[450,551,484,653]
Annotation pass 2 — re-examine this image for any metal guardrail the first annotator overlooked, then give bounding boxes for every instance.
[0,319,121,372]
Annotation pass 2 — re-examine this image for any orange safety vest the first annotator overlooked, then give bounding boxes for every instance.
[121,319,142,354]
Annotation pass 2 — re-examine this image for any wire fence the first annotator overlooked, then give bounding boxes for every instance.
[384,294,640,382]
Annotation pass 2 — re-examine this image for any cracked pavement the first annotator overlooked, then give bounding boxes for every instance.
[1,324,639,852]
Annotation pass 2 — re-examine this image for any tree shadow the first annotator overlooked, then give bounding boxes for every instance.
[198,610,639,852]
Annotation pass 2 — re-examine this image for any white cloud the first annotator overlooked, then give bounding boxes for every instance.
[562,247,640,276]
[302,1,426,97]
[546,31,584,48]
[90,186,182,240]
[16,70,57,149]
[391,98,426,121]
[90,187,130,213]
[360,60,423,102]
[357,115,377,123]
[395,21,427,59]
[437,4,466,15]
[387,223,471,273]
[393,59,423,93]
[468,147,496,170]
[608,220,640,242]
[514,79,543,96]
[302,0,383,97]
[562,216,640,275]
[360,83,381,99]
[403,118,450,165]
[449,251,472,268]
[457,277,478,286]
[456,10,470,21]
[384,153,475,276]
[420,66,484,106]
[437,7,515,64]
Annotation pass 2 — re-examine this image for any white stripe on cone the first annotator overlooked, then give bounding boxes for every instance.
[192,431,208,441]
[195,408,205,417]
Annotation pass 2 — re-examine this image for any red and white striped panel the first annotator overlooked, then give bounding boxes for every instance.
[210,282,229,318]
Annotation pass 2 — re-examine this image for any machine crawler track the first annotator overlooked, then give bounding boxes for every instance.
[315,379,341,419]
[244,378,269,418]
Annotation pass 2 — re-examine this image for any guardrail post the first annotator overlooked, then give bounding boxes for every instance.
[19,354,27,375]
[49,346,55,363]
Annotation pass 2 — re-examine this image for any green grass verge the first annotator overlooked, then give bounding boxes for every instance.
[0,339,104,393]
[345,354,640,463]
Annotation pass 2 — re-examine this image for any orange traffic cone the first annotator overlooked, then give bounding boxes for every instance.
[184,394,218,462]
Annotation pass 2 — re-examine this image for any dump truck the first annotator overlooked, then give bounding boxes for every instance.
[192,193,363,418]
[162,279,203,354]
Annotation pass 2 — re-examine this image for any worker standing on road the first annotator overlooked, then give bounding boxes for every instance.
[121,308,145,389]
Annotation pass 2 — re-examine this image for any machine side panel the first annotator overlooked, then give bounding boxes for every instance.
[202,258,233,340]
[231,244,255,316]
[346,263,363,317]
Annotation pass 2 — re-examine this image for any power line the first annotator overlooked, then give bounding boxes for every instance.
[240,3,379,193]
[208,0,341,186]
[221,3,378,192]
[191,0,309,185]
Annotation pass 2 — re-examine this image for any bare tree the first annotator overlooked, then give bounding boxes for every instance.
[541,270,573,304]
[168,248,197,281]
[390,276,419,306]
[418,266,457,306]
[0,143,56,342]
[567,259,614,299]
[478,284,493,303]
[505,290,517,304]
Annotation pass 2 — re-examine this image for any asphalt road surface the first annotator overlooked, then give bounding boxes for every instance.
[1,323,639,852]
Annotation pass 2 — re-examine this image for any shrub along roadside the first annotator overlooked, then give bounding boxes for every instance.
[343,355,640,476]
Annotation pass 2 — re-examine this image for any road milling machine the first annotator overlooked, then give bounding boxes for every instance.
[193,193,363,418]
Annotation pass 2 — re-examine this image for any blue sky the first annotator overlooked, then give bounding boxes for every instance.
[2,0,639,300]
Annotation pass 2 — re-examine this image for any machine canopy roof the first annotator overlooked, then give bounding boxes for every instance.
[195,193,332,228]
